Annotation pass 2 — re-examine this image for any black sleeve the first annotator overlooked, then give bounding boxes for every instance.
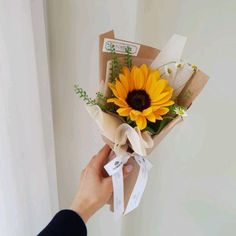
[38,209,87,236]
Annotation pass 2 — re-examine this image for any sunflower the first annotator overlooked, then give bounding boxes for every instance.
[107,64,174,130]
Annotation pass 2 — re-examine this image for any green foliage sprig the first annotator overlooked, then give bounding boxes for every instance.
[108,44,133,82]
[74,84,116,112]
[95,91,109,111]
[96,91,107,103]
[109,44,121,82]
[74,85,97,105]
[124,46,132,69]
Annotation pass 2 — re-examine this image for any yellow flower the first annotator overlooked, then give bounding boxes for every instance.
[107,64,174,130]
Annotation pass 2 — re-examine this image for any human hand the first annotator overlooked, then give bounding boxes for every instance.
[70,144,133,223]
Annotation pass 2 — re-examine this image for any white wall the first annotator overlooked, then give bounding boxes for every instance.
[46,0,236,235]
[0,0,58,235]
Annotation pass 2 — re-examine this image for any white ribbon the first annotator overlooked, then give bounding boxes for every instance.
[104,153,152,218]
[124,155,152,215]
[104,153,129,218]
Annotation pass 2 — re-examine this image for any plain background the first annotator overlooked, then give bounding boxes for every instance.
[45,0,236,235]
[0,1,58,235]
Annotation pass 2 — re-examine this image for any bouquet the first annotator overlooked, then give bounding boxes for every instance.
[75,30,209,218]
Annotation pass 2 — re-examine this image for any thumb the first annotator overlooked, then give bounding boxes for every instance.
[104,164,133,187]
[123,164,133,179]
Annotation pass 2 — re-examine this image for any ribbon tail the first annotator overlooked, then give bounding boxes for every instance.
[124,155,152,215]
[104,154,130,219]
[104,153,152,217]
[112,168,124,219]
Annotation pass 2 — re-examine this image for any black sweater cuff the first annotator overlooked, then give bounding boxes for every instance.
[38,209,87,236]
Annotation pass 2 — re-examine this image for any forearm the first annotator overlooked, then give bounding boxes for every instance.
[38,210,87,236]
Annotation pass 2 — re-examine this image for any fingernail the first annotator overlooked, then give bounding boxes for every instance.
[126,165,133,173]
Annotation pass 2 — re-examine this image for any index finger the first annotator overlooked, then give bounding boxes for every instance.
[90,144,111,170]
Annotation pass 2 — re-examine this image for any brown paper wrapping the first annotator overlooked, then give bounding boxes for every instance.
[99,30,209,212]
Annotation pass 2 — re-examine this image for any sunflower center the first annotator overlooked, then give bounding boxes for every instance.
[126,90,151,111]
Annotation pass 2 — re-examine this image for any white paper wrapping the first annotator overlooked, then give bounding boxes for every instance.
[151,34,187,68]
[86,105,154,156]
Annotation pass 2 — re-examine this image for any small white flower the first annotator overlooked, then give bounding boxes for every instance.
[175,62,183,69]
[173,106,188,117]
[191,64,198,72]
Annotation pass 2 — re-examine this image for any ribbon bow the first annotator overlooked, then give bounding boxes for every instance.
[104,152,152,218]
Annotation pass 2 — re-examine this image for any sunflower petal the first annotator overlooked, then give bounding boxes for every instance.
[143,107,156,122]
[115,79,127,99]
[142,107,153,116]
[149,79,168,100]
[140,64,149,78]
[128,77,135,91]
[131,66,138,76]
[154,115,163,120]
[130,66,139,89]
[130,110,141,121]
[122,66,130,79]
[152,106,161,111]
[156,79,169,94]
[151,87,173,104]
[148,68,154,75]
[160,100,175,107]
[133,68,145,90]
[163,86,173,93]
[151,91,171,103]
[145,73,155,92]
[146,113,156,122]
[154,107,169,116]
[153,70,161,78]
[107,98,128,108]
[119,73,129,92]
[135,115,147,130]
[152,94,174,105]
[108,82,120,98]
[117,107,132,116]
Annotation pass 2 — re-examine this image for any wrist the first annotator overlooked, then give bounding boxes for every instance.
[70,197,98,223]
